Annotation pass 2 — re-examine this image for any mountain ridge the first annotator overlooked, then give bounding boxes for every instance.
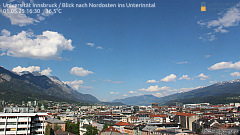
[113,94,158,106]
[113,79,240,106]
[0,66,99,104]
[157,79,240,105]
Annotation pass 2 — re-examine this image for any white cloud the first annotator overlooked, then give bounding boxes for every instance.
[129,91,138,94]
[205,55,211,58]
[153,93,164,97]
[96,46,103,49]
[208,61,240,70]
[86,43,95,47]
[148,86,203,98]
[111,81,124,84]
[86,43,104,50]
[0,6,37,26]
[176,61,189,64]
[1,29,10,36]
[230,61,240,70]
[179,75,192,80]
[41,68,52,76]
[198,3,240,41]
[1,5,55,26]
[0,29,74,59]
[37,8,55,21]
[70,67,94,77]
[63,80,84,90]
[0,53,6,56]
[12,66,52,76]
[169,86,203,93]
[104,79,112,82]
[12,66,40,73]
[110,92,119,94]
[161,74,177,82]
[210,80,218,84]
[230,72,240,77]
[139,85,171,92]
[208,62,233,70]
[123,94,128,97]
[146,79,159,83]
[196,73,209,80]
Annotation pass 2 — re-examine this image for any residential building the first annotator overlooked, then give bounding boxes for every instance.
[0,113,48,135]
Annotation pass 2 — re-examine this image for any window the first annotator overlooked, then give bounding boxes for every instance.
[18,122,27,125]
[7,122,17,125]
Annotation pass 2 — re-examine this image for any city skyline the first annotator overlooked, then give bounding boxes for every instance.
[0,0,240,101]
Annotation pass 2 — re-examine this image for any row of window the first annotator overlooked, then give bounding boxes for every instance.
[0,122,29,125]
[0,117,30,119]
[0,128,28,131]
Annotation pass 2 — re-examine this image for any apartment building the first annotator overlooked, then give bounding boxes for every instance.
[0,113,48,135]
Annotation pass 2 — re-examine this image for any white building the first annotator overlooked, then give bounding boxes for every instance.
[0,113,48,135]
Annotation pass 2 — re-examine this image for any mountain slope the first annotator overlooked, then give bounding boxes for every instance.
[113,95,159,105]
[0,67,99,104]
[158,79,240,105]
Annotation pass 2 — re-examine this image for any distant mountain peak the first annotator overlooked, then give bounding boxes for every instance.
[215,79,240,86]
[113,94,158,105]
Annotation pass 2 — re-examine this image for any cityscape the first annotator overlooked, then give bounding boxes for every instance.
[1,0,240,134]
[0,99,240,134]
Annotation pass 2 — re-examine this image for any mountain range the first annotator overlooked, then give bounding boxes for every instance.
[1,66,240,106]
[113,79,240,106]
[0,66,99,104]
[159,79,240,105]
[113,95,159,106]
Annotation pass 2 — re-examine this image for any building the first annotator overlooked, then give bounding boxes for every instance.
[45,116,66,131]
[3,107,35,113]
[173,112,198,131]
[152,103,159,108]
[150,114,170,123]
[100,126,128,135]
[0,113,48,135]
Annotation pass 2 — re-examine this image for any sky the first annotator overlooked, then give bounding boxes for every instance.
[0,0,240,102]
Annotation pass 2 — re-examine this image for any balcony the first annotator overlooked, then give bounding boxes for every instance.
[7,119,18,122]
[18,118,31,122]
[18,124,30,128]
[17,130,30,134]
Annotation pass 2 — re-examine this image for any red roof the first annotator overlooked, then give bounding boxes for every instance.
[130,116,139,120]
[100,126,121,134]
[115,122,130,126]
[176,112,196,117]
[203,113,214,115]
[150,114,168,118]
[55,130,76,135]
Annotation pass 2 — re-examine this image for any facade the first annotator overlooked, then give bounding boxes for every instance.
[0,113,48,135]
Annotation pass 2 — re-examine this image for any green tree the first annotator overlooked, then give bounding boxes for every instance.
[45,123,51,135]
[56,116,61,120]
[102,123,109,131]
[85,125,98,135]
[53,123,62,131]
[65,121,80,135]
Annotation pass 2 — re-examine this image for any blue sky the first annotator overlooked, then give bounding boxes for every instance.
[0,0,240,101]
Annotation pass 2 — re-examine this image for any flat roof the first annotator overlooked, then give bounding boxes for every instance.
[0,113,48,117]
